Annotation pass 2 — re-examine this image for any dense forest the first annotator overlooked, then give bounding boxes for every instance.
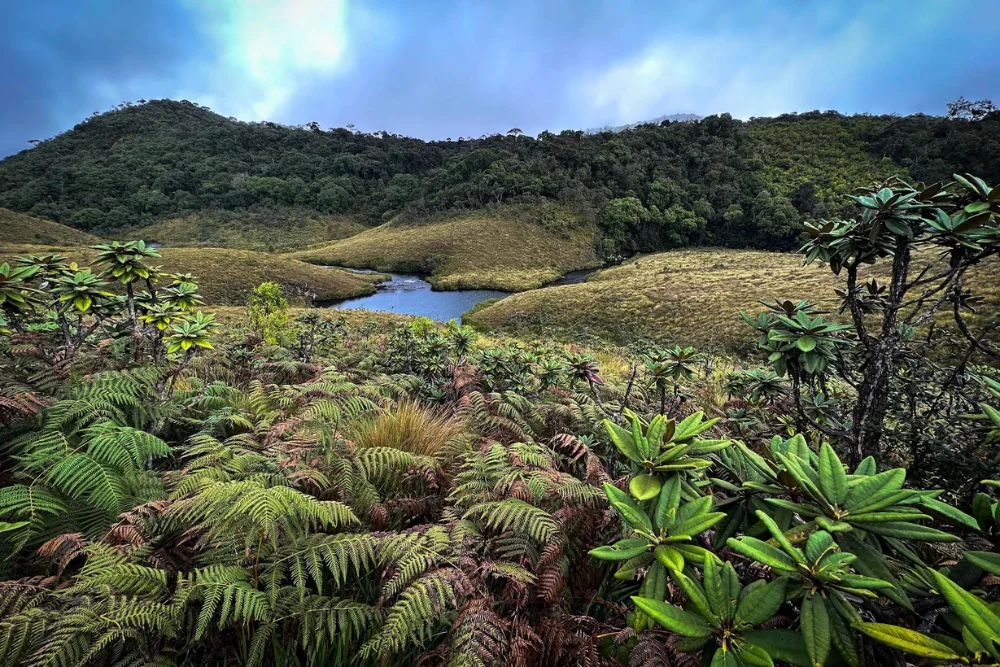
[1,99,998,255]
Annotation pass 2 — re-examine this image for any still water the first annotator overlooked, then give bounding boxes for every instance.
[331,273,509,322]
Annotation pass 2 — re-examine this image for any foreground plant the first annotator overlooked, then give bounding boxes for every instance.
[633,555,807,667]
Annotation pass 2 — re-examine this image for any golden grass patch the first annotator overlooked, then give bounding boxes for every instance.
[130,210,367,251]
[290,207,601,291]
[465,247,1000,351]
[0,208,101,246]
[0,244,380,306]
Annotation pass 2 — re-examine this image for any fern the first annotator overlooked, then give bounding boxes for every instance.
[464,500,558,544]
[166,479,358,548]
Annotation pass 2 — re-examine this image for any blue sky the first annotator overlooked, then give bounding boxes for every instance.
[1,0,998,157]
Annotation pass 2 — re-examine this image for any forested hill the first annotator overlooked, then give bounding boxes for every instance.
[1,99,998,255]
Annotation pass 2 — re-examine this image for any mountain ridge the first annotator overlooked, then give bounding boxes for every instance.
[1,99,997,259]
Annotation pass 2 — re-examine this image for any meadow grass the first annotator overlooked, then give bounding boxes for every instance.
[0,208,101,245]
[290,206,601,291]
[129,208,368,251]
[465,247,1000,351]
[0,244,381,305]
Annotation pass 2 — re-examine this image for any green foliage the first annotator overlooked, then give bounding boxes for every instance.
[634,555,807,667]
[246,281,289,344]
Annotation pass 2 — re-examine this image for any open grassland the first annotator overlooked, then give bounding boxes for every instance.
[0,208,101,245]
[465,247,1000,350]
[0,244,382,305]
[129,208,368,251]
[291,207,601,291]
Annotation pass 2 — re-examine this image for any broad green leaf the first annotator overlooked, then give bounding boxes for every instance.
[669,568,713,620]
[804,531,834,563]
[654,473,682,530]
[800,593,831,667]
[817,443,847,506]
[735,578,787,627]
[727,536,798,573]
[755,510,806,562]
[604,420,642,462]
[828,605,860,667]
[852,457,876,476]
[859,521,959,542]
[929,569,1000,661]
[965,551,1000,576]
[703,556,728,619]
[710,648,739,667]
[844,469,904,509]
[653,545,684,571]
[737,644,774,667]
[589,538,649,561]
[671,512,725,538]
[918,496,981,532]
[796,335,817,352]
[631,596,713,637]
[630,473,661,501]
[744,630,810,667]
[603,482,652,532]
[854,623,961,661]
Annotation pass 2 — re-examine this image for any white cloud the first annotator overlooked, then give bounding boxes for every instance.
[574,19,874,124]
[186,0,357,120]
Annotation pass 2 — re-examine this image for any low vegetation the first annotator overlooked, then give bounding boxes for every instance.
[0,244,381,305]
[467,246,1000,348]
[0,208,100,245]
[130,208,368,251]
[292,205,600,291]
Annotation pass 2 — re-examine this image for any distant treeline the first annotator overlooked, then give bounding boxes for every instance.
[1,99,997,254]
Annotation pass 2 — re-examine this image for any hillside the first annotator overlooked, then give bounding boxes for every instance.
[291,205,600,291]
[465,248,1000,349]
[0,244,381,305]
[2,99,998,261]
[130,208,367,251]
[0,207,100,245]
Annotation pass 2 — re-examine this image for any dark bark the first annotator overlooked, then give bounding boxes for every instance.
[849,238,911,465]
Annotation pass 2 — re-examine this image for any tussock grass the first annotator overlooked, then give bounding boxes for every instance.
[0,244,381,306]
[345,400,465,459]
[130,208,368,251]
[291,206,600,291]
[466,247,1000,350]
[0,208,101,245]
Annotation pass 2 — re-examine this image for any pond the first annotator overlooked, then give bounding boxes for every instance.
[330,273,509,322]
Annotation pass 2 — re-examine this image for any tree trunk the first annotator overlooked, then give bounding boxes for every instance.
[849,238,911,465]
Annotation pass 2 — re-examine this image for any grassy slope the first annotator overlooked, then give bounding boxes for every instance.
[0,244,381,306]
[465,248,1000,350]
[291,207,601,291]
[130,208,368,251]
[0,208,101,245]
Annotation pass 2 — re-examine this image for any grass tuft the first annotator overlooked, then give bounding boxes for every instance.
[345,400,465,459]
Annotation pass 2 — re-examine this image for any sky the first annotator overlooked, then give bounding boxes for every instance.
[1,0,999,157]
